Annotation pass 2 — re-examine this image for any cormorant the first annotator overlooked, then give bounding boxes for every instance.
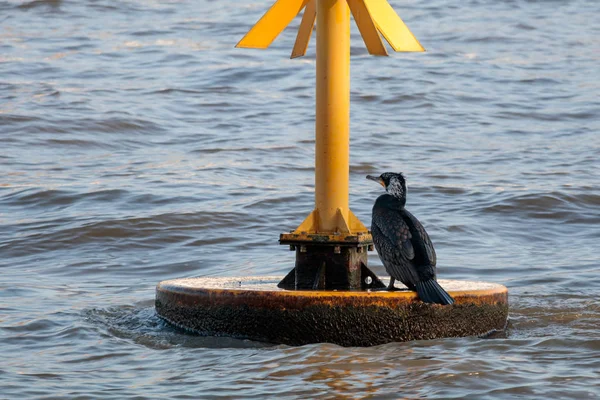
[367,172,454,305]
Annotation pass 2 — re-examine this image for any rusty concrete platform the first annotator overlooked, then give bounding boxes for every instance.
[156,276,508,347]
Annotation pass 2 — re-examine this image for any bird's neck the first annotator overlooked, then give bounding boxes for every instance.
[393,196,406,209]
[379,194,406,209]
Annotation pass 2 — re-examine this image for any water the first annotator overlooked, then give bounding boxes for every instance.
[1,0,599,397]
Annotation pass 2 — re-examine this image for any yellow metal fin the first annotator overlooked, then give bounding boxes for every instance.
[293,209,319,233]
[335,208,369,234]
[336,208,352,233]
[347,0,387,56]
[348,209,369,233]
[291,0,316,59]
[363,0,425,52]
[236,0,310,49]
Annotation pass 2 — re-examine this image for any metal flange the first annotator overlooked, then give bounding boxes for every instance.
[279,231,374,247]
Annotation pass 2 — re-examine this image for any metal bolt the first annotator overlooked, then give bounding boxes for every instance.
[368,244,374,251]
[289,245,296,251]
[300,245,307,253]
[334,246,341,254]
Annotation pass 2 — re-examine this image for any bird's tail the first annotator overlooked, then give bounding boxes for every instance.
[415,279,454,305]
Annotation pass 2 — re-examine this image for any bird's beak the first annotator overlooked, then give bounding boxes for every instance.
[366,175,385,187]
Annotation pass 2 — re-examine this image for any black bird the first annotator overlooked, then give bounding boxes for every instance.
[367,173,454,305]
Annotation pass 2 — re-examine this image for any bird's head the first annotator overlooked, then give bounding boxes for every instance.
[366,172,407,202]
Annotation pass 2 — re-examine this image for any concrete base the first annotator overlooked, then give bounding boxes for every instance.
[156,276,508,347]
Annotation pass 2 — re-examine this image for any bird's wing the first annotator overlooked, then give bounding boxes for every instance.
[403,210,437,267]
[372,211,414,260]
[372,213,420,285]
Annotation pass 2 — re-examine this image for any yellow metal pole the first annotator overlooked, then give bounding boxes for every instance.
[315,0,350,232]
[237,0,424,236]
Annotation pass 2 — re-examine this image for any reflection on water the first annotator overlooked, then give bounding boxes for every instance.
[1,0,599,397]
